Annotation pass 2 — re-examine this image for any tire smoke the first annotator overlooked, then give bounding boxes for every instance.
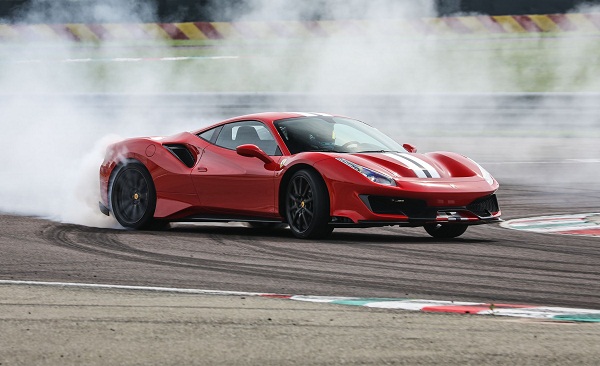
[1,0,599,227]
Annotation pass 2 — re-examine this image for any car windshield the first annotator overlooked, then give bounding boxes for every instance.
[274,116,406,155]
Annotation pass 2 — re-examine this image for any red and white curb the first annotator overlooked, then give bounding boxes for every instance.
[288,296,600,322]
[1,280,599,323]
[501,213,600,237]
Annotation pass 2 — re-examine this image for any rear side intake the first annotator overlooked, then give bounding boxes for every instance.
[163,144,196,168]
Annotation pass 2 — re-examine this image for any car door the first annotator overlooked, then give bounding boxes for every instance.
[191,120,283,218]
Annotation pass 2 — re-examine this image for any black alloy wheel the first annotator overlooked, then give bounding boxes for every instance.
[424,223,468,239]
[110,162,157,229]
[285,169,333,239]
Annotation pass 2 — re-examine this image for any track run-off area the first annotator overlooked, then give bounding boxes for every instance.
[1,184,600,309]
[1,93,600,364]
[2,184,600,364]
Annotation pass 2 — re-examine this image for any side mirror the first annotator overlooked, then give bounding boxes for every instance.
[236,144,279,170]
[403,143,417,153]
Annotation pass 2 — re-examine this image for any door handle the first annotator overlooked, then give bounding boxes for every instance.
[197,167,207,172]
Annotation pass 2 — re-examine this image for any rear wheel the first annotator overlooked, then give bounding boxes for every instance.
[424,223,468,239]
[110,162,157,230]
[285,170,333,239]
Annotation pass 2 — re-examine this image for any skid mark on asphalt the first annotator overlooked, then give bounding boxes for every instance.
[36,222,599,308]
[170,226,541,296]
[41,224,300,274]
[40,224,456,293]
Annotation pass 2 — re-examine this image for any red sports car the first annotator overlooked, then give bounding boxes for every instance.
[99,112,500,239]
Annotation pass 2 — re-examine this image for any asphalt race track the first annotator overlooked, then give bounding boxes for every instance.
[2,93,599,308]
[1,184,599,309]
[2,94,600,364]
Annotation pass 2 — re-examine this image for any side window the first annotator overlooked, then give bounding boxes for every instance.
[198,126,220,142]
[214,121,281,156]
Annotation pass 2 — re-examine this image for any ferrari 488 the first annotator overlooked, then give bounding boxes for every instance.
[99,112,500,239]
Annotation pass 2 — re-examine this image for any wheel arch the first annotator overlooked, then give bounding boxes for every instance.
[277,163,330,221]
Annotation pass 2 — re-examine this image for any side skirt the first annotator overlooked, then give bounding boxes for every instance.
[178,215,284,224]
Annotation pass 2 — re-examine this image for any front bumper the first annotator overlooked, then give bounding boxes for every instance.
[326,180,501,227]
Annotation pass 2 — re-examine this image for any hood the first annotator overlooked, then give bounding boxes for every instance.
[342,151,492,181]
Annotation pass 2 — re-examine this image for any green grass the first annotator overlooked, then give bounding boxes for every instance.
[2,33,600,93]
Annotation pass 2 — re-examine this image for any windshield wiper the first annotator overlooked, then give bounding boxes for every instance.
[356,150,395,153]
[308,148,338,152]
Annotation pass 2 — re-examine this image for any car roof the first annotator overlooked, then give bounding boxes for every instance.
[221,112,337,124]
[192,112,348,135]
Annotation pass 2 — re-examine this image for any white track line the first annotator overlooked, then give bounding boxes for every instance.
[2,280,599,322]
[0,280,270,296]
[2,56,239,64]
[481,158,600,165]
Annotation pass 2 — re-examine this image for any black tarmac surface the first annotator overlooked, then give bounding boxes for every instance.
[1,184,599,309]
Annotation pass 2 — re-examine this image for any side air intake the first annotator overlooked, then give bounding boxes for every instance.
[163,144,196,168]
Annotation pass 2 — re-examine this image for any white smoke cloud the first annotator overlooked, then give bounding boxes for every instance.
[236,0,435,20]
[1,0,599,228]
[0,1,185,228]
[14,0,157,24]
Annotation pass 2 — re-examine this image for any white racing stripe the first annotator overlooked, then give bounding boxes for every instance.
[384,153,426,178]
[384,153,441,178]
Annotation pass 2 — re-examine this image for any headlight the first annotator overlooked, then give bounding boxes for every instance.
[337,158,396,186]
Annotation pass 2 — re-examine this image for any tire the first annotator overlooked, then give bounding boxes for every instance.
[285,169,333,239]
[424,223,468,239]
[109,162,157,230]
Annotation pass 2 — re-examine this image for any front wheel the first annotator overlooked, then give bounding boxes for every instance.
[424,223,468,239]
[110,162,157,230]
[285,169,333,239]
